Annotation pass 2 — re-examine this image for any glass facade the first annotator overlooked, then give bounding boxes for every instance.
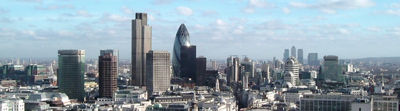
[57,50,85,101]
[172,24,196,79]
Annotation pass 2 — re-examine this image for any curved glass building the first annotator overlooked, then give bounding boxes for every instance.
[172,24,196,79]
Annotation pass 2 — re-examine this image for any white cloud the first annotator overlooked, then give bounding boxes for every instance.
[282,7,291,14]
[176,6,193,16]
[76,10,92,17]
[290,0,375,14]
[35,4,75,10]
[121,6,133,15]
[385,9,400,16]
[243,0,271,14]
[153,0,175,5]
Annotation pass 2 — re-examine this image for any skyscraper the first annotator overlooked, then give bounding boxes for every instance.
[132,13,152,86]
[98,49,118,98]
[308,53,319,66]
[291,46,296,58]
[284,56,300,85]
[226,56,240,84]
[172,24,196,80]
[283,49,289,61]
[146,50,171,95]
[297,49,303,64]
[241,57,255,78]
[57,50,85,101]
[196,57,206,85]
[318,55,344,83]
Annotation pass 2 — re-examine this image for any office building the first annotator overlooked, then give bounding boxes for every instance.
[146,50,171,95]
[132,13,152,86]
[98,49,118,98]
[226,56,240,84]
[284,57,300,85]
[291,46,296,58]
[172,24,197,81]
[318,55,345,83]
[298,49,303,64]
[57,50,85,101]
[283,49,289,61]
[308,53,319,66]
[196,57,206,86]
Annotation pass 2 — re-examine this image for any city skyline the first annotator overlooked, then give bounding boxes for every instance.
[1,0,400,59]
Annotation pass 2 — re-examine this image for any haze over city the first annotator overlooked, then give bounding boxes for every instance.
[1,0,400,59]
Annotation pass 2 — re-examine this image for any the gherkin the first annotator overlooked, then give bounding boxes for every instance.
[172,24,196,79]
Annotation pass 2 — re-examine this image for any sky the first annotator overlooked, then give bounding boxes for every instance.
[1,0,400,60]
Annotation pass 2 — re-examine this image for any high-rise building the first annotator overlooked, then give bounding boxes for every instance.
[226,56,240,84]
[146,50,171,95]
[172,24,196,80]
[57,50,85,101]
[211,60,217,70]
[243,72,249,90]
[318,55,344,83]
[132,13,152,86]
[283,49,289,61]
[98,49,118,98]
[196,57,206,86]
[241,57,255,78]
[297,49,303,64]
[284,57,300,85]
[307,53,319,66]
[291,46,296,58]
[261,62,270,83]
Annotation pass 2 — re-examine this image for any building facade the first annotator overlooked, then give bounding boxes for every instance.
[146,50,171,95]
[172,24,196,81]
[298,49,304,64]
[284,57,300,85]
[308,53,319,66]
[98,49,118,98]
[132,13,152,86]
[57,50,86,101]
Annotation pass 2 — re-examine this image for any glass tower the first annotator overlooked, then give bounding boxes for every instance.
[58,50,85,101]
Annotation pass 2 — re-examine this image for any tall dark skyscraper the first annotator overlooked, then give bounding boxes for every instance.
[132,13,152,86]
[57,50,85,101]
[291,46,296,58]
[146,50,171,95]
[98,49,118,98]
[297,49,303,64]
[283,49,289,61]
[172,24,197,80]
[195,56,206,85]
[308,53,319,66]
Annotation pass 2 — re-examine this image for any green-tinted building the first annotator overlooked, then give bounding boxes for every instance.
[58,50,86,101]
[318,55,345,87]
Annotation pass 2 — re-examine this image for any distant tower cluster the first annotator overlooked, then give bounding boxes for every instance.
[226,56,240,84]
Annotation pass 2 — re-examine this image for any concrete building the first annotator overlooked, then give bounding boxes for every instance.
[132,13,152,86]
[98,49,118,98]
[146,50,171,95]
[57,50,85,101]
[284,57,300,86]
[318,55,345,83]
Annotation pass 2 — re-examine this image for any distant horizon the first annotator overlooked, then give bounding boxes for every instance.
[1,0,400,60]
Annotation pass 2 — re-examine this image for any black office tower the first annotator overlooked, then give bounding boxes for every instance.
[180,45,197,81]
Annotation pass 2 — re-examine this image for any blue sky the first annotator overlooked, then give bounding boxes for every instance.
[1,0,400,60]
